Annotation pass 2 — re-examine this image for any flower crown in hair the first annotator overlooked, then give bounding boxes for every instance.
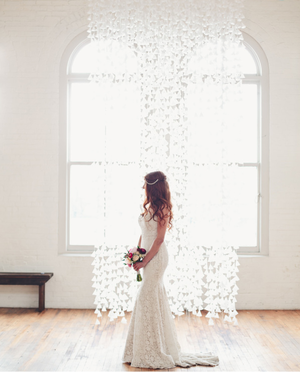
[145,178,159,185]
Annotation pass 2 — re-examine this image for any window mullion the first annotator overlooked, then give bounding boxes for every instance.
[243,76,261,83]
[67,75,90,82]
[68,161,94,166]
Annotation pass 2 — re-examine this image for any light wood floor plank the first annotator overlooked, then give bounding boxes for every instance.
[0,309,300,371]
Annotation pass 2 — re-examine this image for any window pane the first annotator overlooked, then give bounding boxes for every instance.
[70,40,137,75]
[238,83,258,163]
[69,82,140,162]
[71,43,97,73]
[187,82,258,164]
[188,165,257,247]
[187,83,228,163]
[69,164,104,246]
[99,83,140,162]
[69,82,105,161]
[241,47,257,75]
[105,164,141,246]
[69,164,142,247]
[234,167,258,247]
[92,40,137,75]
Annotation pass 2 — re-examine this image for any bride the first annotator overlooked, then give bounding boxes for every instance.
[122,171,219,369]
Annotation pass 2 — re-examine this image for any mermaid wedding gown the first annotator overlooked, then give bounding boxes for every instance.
[122,213,219,369]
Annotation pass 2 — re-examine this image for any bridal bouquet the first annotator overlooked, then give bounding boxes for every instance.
[123,246,147,282]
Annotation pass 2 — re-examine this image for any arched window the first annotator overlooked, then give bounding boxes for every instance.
[59,33,96,254]
[59,31,269,255]
[59,32,141,254]
[238,32,269,255]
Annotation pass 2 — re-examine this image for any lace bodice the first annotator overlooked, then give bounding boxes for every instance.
[138,213,159,248]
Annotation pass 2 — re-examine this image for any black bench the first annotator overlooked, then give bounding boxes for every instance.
[0,272,54,312]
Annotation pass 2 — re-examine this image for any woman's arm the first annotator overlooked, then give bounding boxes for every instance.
[133,211,169,271]
[137,235,142,247]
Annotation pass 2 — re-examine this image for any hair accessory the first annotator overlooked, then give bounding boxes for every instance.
[145,178,159,185]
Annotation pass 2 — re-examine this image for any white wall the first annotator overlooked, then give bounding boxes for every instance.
[0,0,299,310]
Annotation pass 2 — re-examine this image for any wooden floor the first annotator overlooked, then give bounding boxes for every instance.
[0,309,299,372]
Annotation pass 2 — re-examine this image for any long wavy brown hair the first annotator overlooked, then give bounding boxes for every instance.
[142,171,173,230]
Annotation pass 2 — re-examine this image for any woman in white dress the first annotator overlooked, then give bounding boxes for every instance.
[122,171,219,369]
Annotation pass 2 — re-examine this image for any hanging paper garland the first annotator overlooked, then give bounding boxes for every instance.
[88,0,245,326]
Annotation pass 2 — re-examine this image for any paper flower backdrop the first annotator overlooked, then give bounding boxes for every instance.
[89,0,245,326]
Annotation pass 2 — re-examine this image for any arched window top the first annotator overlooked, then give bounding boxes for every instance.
[66,31,266,78]
[67,34,262,75]
[68,38,138,75]
[69,40,96,74]
[242,32,269,77]
[241,45,258,75]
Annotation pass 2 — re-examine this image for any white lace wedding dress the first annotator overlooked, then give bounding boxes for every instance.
[122,213,219,369]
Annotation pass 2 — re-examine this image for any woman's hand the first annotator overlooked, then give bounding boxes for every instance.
[133,261,145,271]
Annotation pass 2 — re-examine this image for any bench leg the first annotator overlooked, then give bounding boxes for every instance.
[39,284,45,312]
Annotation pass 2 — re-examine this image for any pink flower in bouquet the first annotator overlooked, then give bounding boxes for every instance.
[125,258,131,265]
[128,253,133,258]
[131,246,138,254]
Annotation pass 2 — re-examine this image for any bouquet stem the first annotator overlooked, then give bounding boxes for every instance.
[137,269,142,282]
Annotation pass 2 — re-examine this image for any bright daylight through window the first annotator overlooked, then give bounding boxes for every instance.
[63,35,265,254]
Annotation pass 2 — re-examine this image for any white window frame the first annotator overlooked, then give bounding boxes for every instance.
[58,30,269,256]
[238,32,269,256]
[59,31,91,255]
